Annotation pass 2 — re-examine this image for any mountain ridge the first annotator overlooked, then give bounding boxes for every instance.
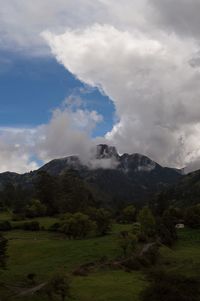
[0,144,183,205]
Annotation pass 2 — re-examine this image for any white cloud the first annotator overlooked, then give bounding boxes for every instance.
[0,0,159,55]
[42,24,200,168]
[150,0,200,39]
[0,104,103,173]
[0,128,38,173]
[0,0,110,55]
[89,158,119,170]
[2,1,200,171]
[36,107,103,163]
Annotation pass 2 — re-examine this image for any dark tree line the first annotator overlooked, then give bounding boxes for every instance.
[0,170,98,218]
[35,171,98,215]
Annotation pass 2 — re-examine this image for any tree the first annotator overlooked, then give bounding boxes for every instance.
[61,212,95,239]
[157,210,177,246]
[2,184,30,215]
[25,199,47,218]
[122,205,136,223]
[1,182,16,208]
[185,205,200,228]
[167,206,182,224]
[45,271,71,301]
[118,231,137,257]
[88,208,112,236]
[58,172,96,213]
[35,171,58,215]
[138,207,156,238]
[0,234,8,269]
[132,222,141,235]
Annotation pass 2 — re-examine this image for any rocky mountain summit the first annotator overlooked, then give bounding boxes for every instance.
[0,144,183,204]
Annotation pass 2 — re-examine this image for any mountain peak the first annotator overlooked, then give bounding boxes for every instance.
[95,144,118,159]
[0,144,183,204]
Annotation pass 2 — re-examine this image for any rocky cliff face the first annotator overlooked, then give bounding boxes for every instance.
[95,144,119,159]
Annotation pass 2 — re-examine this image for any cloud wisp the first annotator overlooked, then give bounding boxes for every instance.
[0,103,104,173]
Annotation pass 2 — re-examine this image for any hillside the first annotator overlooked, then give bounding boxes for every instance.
[151,168,200,212]
[0,145,182,206]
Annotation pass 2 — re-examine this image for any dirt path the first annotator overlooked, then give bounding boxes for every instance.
[139,242,155,256]
[17,282,47,297]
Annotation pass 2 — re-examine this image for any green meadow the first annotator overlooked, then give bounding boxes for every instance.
[0,212,199,301]
[159,228,200,278]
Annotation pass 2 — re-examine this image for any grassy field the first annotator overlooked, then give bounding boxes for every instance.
[0,212,200,301]
[0,215,147,301]
[10,271,147,301]
[3,228,125,282]
[0,211,12,221]
[0,211,60,229]
[159,228,200,277]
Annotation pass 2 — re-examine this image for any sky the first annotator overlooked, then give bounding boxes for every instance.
[1,0,200,173]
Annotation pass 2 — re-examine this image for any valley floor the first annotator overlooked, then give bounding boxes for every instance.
[0,215,200,301]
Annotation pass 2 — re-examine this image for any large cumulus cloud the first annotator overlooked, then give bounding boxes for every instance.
[151,0,200,39]
[0,0,113,55]
[1,1,200,171]
[42,25,200,168]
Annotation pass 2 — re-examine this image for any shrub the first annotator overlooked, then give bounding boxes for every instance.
[45,271,71,301]
[137,232,148,243]
[12,213,25,221]
[0,234,8,268]
[141,270,200,301]
[122,256,142,270]
[61,212,96,239]
[27,273,37,285]
[23,221,40,231]
[156,210,178,247]
[0,220,12,231]
[138,207,156,238]
[48,222,61,232]
[185,206,200,229]
[88,208,112,236]
[118,231,137,257]
[132,222,141,235]
[122,205,136,223]
[15,221,40,231]
[25,200,47,218]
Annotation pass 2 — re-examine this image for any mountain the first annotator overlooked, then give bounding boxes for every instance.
[0,144,183,206]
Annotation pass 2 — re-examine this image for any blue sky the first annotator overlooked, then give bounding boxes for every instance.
[0,1,200,173]
[0,50,115,136]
